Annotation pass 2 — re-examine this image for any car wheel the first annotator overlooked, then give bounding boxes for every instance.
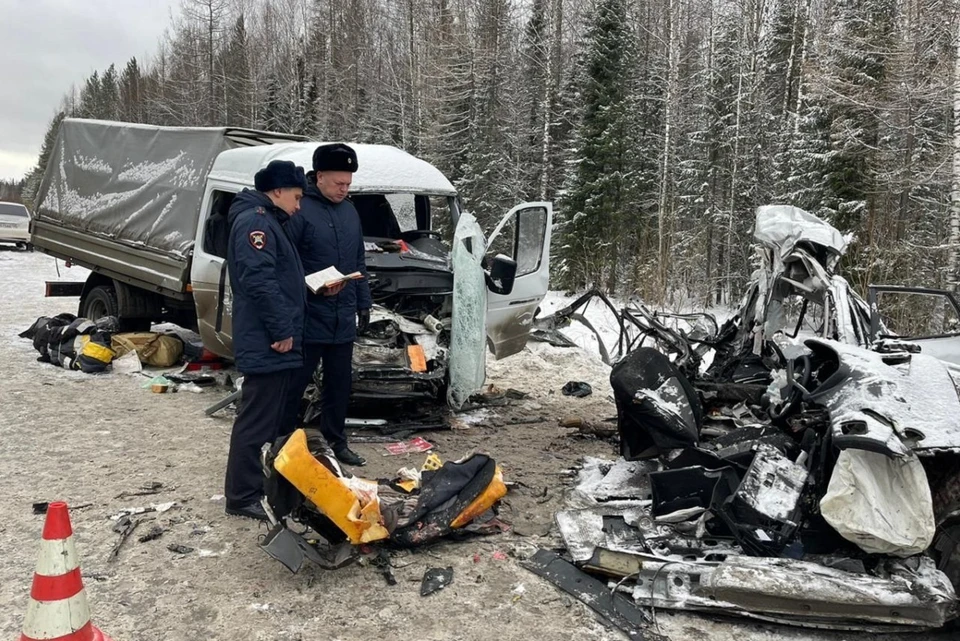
[930,457,960,592]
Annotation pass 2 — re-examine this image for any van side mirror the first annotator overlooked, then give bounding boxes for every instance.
[484,253,517,295]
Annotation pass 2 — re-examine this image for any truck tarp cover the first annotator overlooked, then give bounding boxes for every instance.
[35,119,235,257]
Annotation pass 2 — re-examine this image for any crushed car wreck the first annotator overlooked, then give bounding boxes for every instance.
[531,205,960,633]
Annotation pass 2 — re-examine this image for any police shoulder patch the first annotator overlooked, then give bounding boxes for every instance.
[249,230,267,250]
[255,206,266,215]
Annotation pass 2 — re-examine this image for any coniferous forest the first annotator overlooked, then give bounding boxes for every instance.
[18,0,960,304]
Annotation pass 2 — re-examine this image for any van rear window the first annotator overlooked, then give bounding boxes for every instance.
[0,203,29,218]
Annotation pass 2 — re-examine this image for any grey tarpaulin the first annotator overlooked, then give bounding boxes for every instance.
[34,119,303,258]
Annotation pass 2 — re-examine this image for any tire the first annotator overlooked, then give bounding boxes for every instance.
[930,457,960,593]
[114,281,161,326]
[81,281,158,331]
[80,285,119,321]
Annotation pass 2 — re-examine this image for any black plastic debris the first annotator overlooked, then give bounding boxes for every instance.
[611,347,702,459]
[649,465,738,538]
[167,544,195,554]
[562,381,593,398]
[373,549,398,586]
[138,525,166,543]
[420,566,454,596]
[712,445,808,556]
[522,549,649,639]
[109,516,140,561]
[116,481,167,499]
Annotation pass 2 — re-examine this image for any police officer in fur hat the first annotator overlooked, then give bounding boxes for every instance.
[224,159,308,520]
[284,144,371,467]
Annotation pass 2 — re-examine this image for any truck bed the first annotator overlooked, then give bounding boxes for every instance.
[31,218,191,296]
[31,119,305,296]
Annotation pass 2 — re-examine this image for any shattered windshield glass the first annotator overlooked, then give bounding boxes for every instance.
[447,212,487,408]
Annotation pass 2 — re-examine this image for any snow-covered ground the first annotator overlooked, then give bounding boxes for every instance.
[2,250,952,641]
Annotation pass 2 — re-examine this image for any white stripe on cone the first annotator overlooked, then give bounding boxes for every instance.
[33,538,80,576]
[21,592,91,640]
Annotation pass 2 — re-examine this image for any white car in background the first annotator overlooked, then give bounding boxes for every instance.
[0,201,31,249]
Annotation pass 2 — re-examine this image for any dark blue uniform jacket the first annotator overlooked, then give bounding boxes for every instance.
[227,189,306,374]
[286,183,372,344]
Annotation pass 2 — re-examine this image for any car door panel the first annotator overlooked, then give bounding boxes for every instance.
[485,202,553,359]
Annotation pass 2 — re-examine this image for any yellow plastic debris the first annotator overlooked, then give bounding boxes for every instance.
[450,466,507,529]
[421,453,443,472]
[273,429,389,544]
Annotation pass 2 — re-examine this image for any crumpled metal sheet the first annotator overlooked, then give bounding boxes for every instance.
[699,556,955,630]
[610,553,956,631]
[754,205,848,259]
[805,338,960,455]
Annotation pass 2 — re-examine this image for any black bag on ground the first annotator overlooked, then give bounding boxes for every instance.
[21,314,115,372]
[20,314,76,363]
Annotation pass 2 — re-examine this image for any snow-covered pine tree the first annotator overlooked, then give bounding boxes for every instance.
[556,0,639,292]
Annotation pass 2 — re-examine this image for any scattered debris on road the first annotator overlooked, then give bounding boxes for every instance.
[420,567,454,596]
[258,428,509,573]
[137,525,166,543]
[383,437,435,456]
[561,381,593,397]
[109,516,140,561]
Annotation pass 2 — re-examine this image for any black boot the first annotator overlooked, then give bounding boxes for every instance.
[225,500,268,521]
[335,447,366,467]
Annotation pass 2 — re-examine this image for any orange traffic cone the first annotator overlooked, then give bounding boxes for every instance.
[19,501,114,641]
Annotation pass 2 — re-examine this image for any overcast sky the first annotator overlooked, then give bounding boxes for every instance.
[0,0,180,181]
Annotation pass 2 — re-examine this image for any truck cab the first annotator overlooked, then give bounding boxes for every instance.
[191,143,552,407]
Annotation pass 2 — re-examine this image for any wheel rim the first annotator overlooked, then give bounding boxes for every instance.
[86,298,108,320]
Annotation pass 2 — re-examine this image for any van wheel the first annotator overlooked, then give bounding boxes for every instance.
[81,285,119,321]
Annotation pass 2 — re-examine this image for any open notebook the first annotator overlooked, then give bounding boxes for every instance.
[304,266,364,294]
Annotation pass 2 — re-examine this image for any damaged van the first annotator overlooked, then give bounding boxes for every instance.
[32,119,552,407]
[195,143,552,408]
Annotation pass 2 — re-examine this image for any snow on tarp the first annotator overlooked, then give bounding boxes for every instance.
[754,205,848,259]
[34,119,245,257]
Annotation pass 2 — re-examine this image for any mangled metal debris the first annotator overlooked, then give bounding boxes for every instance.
[554,456,957,632]
[420,567,454,596]
[258,428,509,573]
[535,206,960,632]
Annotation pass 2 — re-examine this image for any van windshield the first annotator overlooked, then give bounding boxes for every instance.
[353,193,455,240]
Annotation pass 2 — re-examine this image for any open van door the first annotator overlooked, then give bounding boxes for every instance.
[447,212,489,408]
[484,202,553,359]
